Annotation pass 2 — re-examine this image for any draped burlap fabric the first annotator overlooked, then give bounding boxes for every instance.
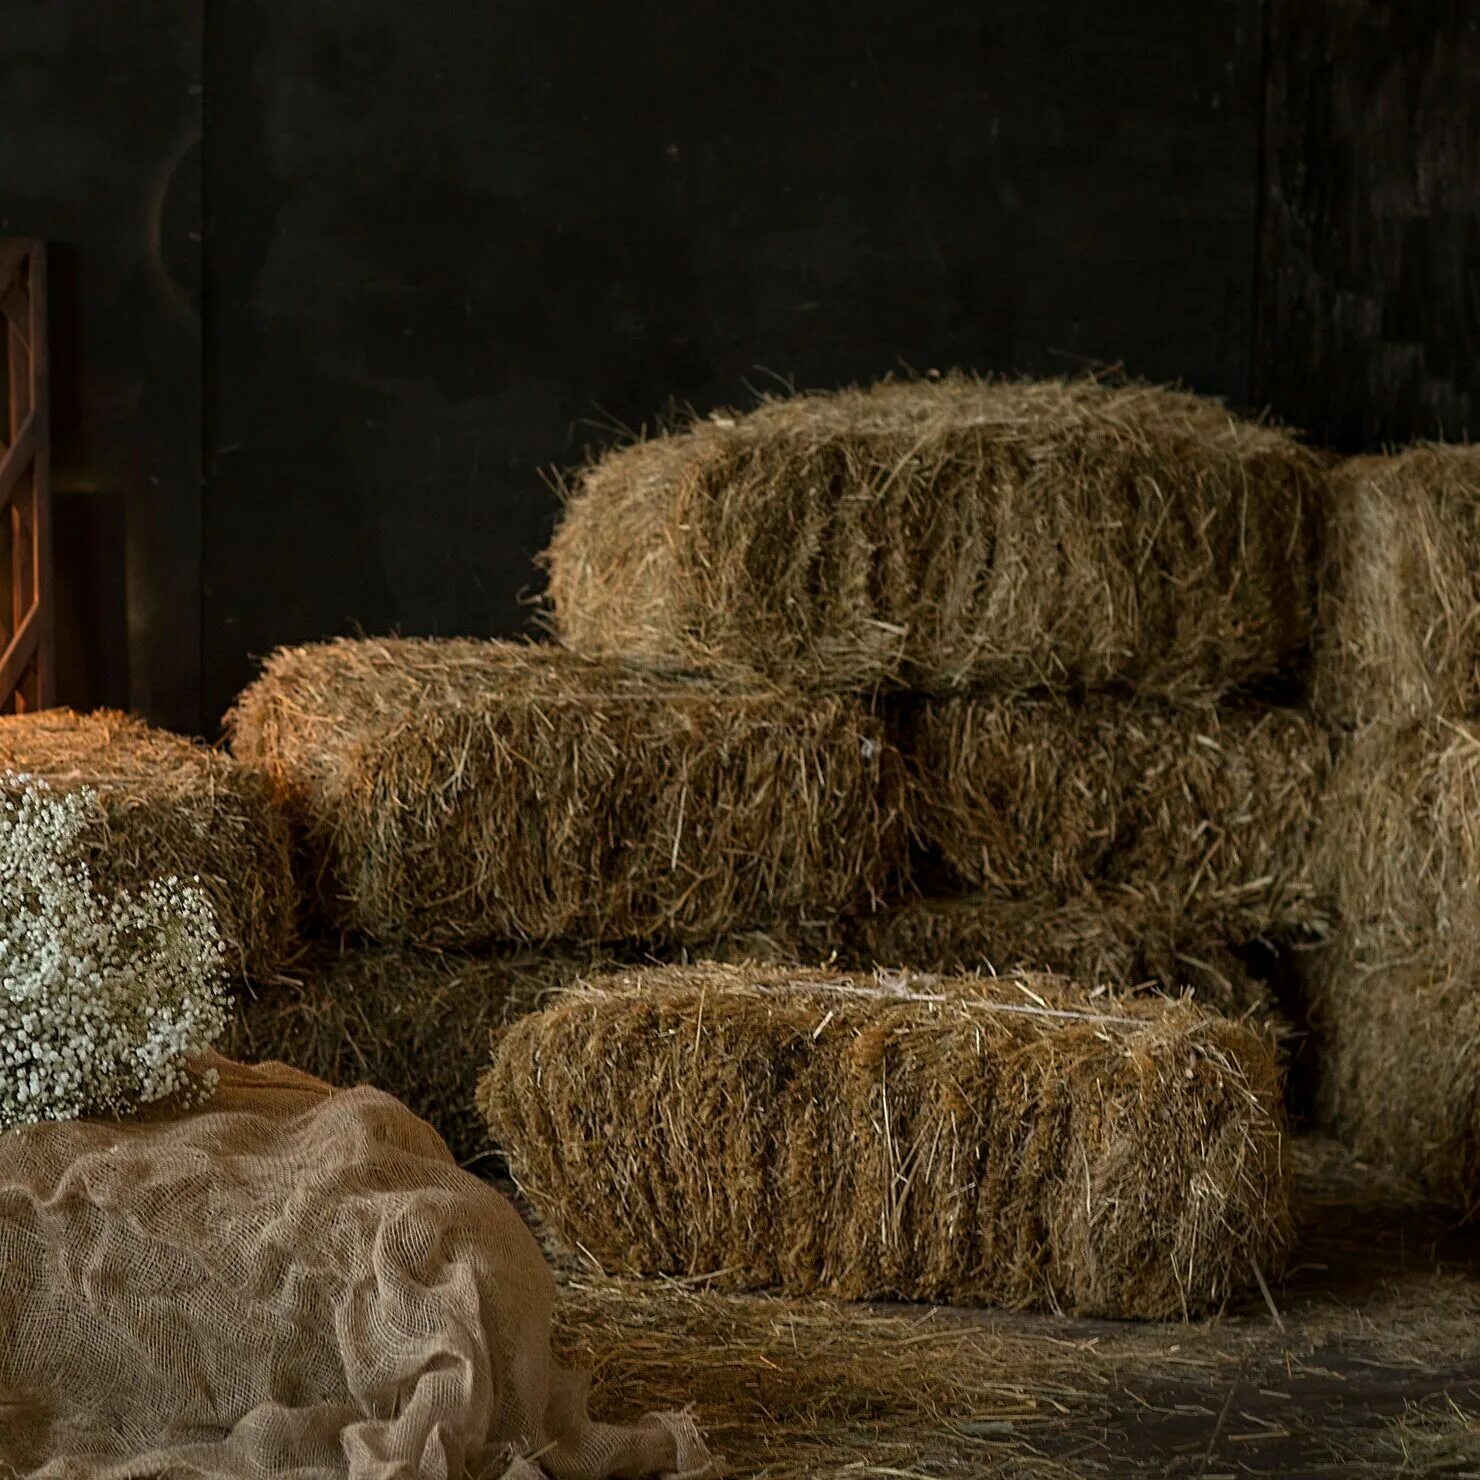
[0,1057,714,1479]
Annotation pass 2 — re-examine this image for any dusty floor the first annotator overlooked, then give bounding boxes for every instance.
[543,1138,1480,1477]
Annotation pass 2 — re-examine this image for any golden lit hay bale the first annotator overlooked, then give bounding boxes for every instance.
[482,963,1291,1318]
[1313,445,1480,726]
[1307,719,1480,1198]
[906,696,1332,939]
[225,943,616,1166]
[227,638,904,949]
[544,375,1323,697]
[850,892,1270,1017]
[0,708,295,977]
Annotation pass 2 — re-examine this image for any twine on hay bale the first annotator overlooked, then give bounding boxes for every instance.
[850,891,1270,1018]
[1313,445,1480,726]
[227,638,905,949]
[0,709,296,977]
[481,962,1291,1318]
[544,375,1324,697]
[1308,718,1480,1198]
[905,696,1332,941]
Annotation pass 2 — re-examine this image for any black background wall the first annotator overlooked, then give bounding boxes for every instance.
[2,0,1476,735]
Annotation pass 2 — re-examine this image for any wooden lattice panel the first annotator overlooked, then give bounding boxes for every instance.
[0,241,52,713]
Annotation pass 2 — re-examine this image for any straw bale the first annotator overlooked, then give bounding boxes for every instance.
[544,375,1323,696]
[1313,445,1480,726]
[227,638,903,948]
[850,892,1270,1017]
[906,695,1331,939]
[225,943,618,1166]
[0,708,295,976]
[482,962,1290,1318]
[1308,718,1480,1197]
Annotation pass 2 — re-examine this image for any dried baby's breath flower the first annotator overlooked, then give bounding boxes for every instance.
[0,773,228,1127]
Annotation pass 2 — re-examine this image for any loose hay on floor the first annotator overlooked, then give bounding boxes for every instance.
[544,375,1323,696]
[0,708,296,977]
[905,695,1332,940]
[1313,445,1480,726]
[227,638,904,949]
[1308,719,1480,1199]
[482,963,1290,1319]
[850,892,1270,1018]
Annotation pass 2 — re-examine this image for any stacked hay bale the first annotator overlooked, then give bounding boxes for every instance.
[0,709,296,978]
[480,962,1292,1318]
[547,375,1332,1003]
[1308,446,1480,1199]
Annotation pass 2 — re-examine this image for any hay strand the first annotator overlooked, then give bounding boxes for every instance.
[483,962,1291,1319]
[0,709,296,977]
[544,375,1323,697]
[228,638,904,949]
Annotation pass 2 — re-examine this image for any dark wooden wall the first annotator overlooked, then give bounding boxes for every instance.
[3,3,1475,733]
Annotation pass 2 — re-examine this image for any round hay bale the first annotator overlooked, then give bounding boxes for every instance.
[1313,445,1480,727]
[1308,719,1480,1198]
[0,709,296,977]
[227,638,905,949]
[906,695,1332,940]
[850,892,1270,1018]
[481,962,1291,1318]
[544,375,1324,697]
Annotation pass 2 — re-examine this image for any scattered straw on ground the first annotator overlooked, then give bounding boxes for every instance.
[850,892,1270,1018]
[1307,718,1480,1202]
[905,696,1332,940]
[228,638,904,949]
[1313,444,1480,727]
[0,708,296,977]
[483,962,1290,1319]
[544,374,1323,697]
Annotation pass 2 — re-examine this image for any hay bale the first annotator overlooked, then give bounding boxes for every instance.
[1308,719,1480,1197]
[545,375,1323,697]
[481,962,1291,1318]
[850,892,1270,1018]
[1313,445,1480,726]
[225,943,616,1166]
[0,708,295,977]
[906,695,1332,940]
[228,638,904,949]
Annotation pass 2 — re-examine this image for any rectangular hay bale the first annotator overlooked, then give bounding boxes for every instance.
[227,638,905,949]
[905,695,1331,940]
[0,708,296,977]
[1308,718,1480,1198]
[544,376,1323,697]
[1313,445,1480,726]
[480,962,1291,1319]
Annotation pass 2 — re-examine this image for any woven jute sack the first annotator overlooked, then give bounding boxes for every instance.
[0,1056,714,1480]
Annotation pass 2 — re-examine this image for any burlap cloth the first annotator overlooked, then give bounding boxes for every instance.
[0,1056,715,1479]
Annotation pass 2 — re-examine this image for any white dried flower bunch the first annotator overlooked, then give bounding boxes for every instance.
[0,773,228,1127]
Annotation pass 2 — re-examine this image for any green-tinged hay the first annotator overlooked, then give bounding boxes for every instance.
[0,708,296,977]
[1308,719,1480,1198]
[1313,445,1480,726]
[225,943,615,1166]
[227,638,904,949]
[545,375,1323,697]
[906,696,1331,939]
[850,892,1270,1018]
[482,962,1291,1318]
